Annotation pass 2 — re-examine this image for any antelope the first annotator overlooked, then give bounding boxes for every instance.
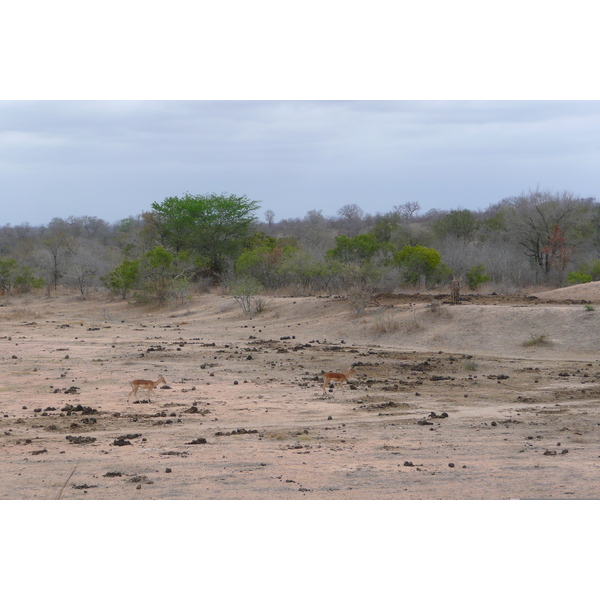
[128,375,167,402]
[322,368,356,394]
[450,275,462,305]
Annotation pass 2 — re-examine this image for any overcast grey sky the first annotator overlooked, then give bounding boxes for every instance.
[3,3,600,228]
[2,100,600,226]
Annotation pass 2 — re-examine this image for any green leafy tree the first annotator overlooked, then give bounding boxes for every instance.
[0,258,45,294]
[148,192,260,276]
[394,245,445,284]
[235,235,297,287]
[0,258,18,293]
[326,233,394,264]
[432,209,479,241]
[140,246,175,304]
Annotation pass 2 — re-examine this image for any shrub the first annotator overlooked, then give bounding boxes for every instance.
[229,276,263,315]
[523,333,552,347]
[566,271,592,286]
[103,260,140,299]
[465,264,491,290]
[566,259,600,285]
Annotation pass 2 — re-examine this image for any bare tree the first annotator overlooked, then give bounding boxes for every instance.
[39,232,76,289]
[393,201,421,221]
[264,209,276,227]
[502,189,583,282]
[337,203,365,236]
[68,240,110,295]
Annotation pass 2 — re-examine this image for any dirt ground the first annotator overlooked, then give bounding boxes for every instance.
[1,285,600,500]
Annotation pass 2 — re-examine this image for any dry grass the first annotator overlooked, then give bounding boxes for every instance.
[523,333,552,347]
[0,307,44,321]
[463,360,479,371]
[372,314,401,335]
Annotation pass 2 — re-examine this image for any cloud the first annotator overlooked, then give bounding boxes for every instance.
[1,100,599,225]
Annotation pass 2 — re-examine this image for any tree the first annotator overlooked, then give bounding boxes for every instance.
[264,209,276,227]
[40,232,75,289]
[235,234,297,288]
[432,209,479,241]
[393,201,421,221]
[69,241,109,295]
[371,212,402,244]
[148,192,260,276]
[326,233,394,264]
[394,245,446,285]
[337,204,365,236]
[501,189,583,281]
[141,245,176,304]
[0,258,18,293]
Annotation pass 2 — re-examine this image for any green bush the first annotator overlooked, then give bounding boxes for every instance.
[103,260,140,299]
[566,259,600,285]
[465,264,491,290]
[566,271,593,286]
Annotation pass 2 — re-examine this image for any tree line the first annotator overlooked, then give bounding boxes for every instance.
[1,188,600,303]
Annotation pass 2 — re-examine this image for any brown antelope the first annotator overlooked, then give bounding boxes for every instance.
[128,375,167,402]
[450,275,462,305]
[322,368,356,394]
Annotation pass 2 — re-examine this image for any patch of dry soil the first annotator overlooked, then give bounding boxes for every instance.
[1,289,599,499]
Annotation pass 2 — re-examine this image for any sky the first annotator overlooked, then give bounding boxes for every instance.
[3,2,600,229]
[2,99,600,227]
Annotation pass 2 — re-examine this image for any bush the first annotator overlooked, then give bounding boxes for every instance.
[229,276,263,315]
[566,259,600,286]
[0,259,44,294]
[523,333,552,347]
[103,260,140,299]
[465,264,491,290]
[566,270,593,286]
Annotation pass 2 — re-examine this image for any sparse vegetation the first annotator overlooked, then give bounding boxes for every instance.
[372,313,400,335]
[465,264,491,290]
[523,333,552,347]
[229,276,264,315]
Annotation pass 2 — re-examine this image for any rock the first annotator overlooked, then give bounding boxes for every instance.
[66,435,96,444]
[113,438,132,446]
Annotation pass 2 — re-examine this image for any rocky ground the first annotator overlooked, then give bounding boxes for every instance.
[1,285,599,500]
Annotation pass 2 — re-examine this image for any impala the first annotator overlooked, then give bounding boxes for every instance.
[322,368,356,394]
[128,375,167,402]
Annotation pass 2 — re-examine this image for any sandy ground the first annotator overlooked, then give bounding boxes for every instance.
[1,285,600,500]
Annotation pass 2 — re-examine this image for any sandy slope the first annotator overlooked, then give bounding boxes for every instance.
[1,288,599,500]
